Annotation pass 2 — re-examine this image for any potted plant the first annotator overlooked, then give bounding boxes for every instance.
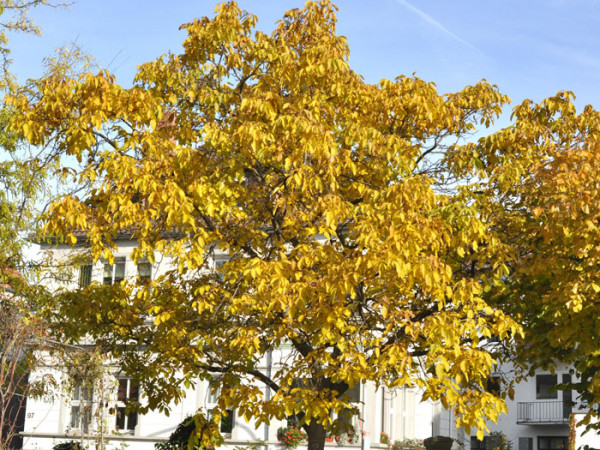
[277,425,306,449]
[393,438,426,450]
[381,432,392,449]
[424,436,454,450]
[347,432,359,444]
[335,432,359,446]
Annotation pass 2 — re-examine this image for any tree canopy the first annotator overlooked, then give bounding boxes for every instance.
[472,93,600,429]
[13,1,591,448]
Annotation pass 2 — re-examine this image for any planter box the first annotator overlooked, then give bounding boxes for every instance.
[424,436,453,450]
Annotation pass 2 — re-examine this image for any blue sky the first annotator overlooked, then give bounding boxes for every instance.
[8,0,600,126]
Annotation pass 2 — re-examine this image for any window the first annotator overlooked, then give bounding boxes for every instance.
[562,374,572,418]
[518,437,533,450]
[214,258,228,270]
[207,382,234,435]
[137,261,152,283]
[115,378,139,433]
[79,264,92,287]
[103,257,125,285]
[219,410,234,435]
[70,383,93,433]
[538,436,568,450]
[536,374,558,399]
[213,257,228,281]
[207,383,220,404]
[337,384,360,432]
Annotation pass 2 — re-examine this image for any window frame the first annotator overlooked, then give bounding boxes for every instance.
[536,374,558,400]
[69,382,93,433]
[538,436,568,450]
[206,381,234,436]
[103,257,126,285]
[115,377,139,434]
[213,256,229,282]
[518,437,533,450]
[137,260,152,283]
[336,383,360,433]
[78,263,93,288]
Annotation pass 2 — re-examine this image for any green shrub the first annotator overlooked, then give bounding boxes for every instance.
[154,414,224,450]
[53,441,82,450]
[155,415,203,450]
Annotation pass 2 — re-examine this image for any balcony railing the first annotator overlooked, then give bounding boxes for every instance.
[517,401,571,424]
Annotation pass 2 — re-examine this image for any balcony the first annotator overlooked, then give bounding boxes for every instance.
[517,401,571,424]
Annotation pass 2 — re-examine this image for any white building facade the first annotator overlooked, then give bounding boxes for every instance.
[461,364,598,450]
[24,239,600,450]
[21,239,440,449]
[22,357,437,449]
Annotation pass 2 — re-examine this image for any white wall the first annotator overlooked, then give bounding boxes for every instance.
[462,363,576,450]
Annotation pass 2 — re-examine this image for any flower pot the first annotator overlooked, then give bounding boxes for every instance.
[424,436,453,450]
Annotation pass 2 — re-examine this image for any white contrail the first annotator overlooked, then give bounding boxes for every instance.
[394,0,477,51]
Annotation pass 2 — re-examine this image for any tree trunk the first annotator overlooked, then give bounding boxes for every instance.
[306,421,327,450]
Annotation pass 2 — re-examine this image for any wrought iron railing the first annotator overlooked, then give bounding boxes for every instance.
[517,401,570,424]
